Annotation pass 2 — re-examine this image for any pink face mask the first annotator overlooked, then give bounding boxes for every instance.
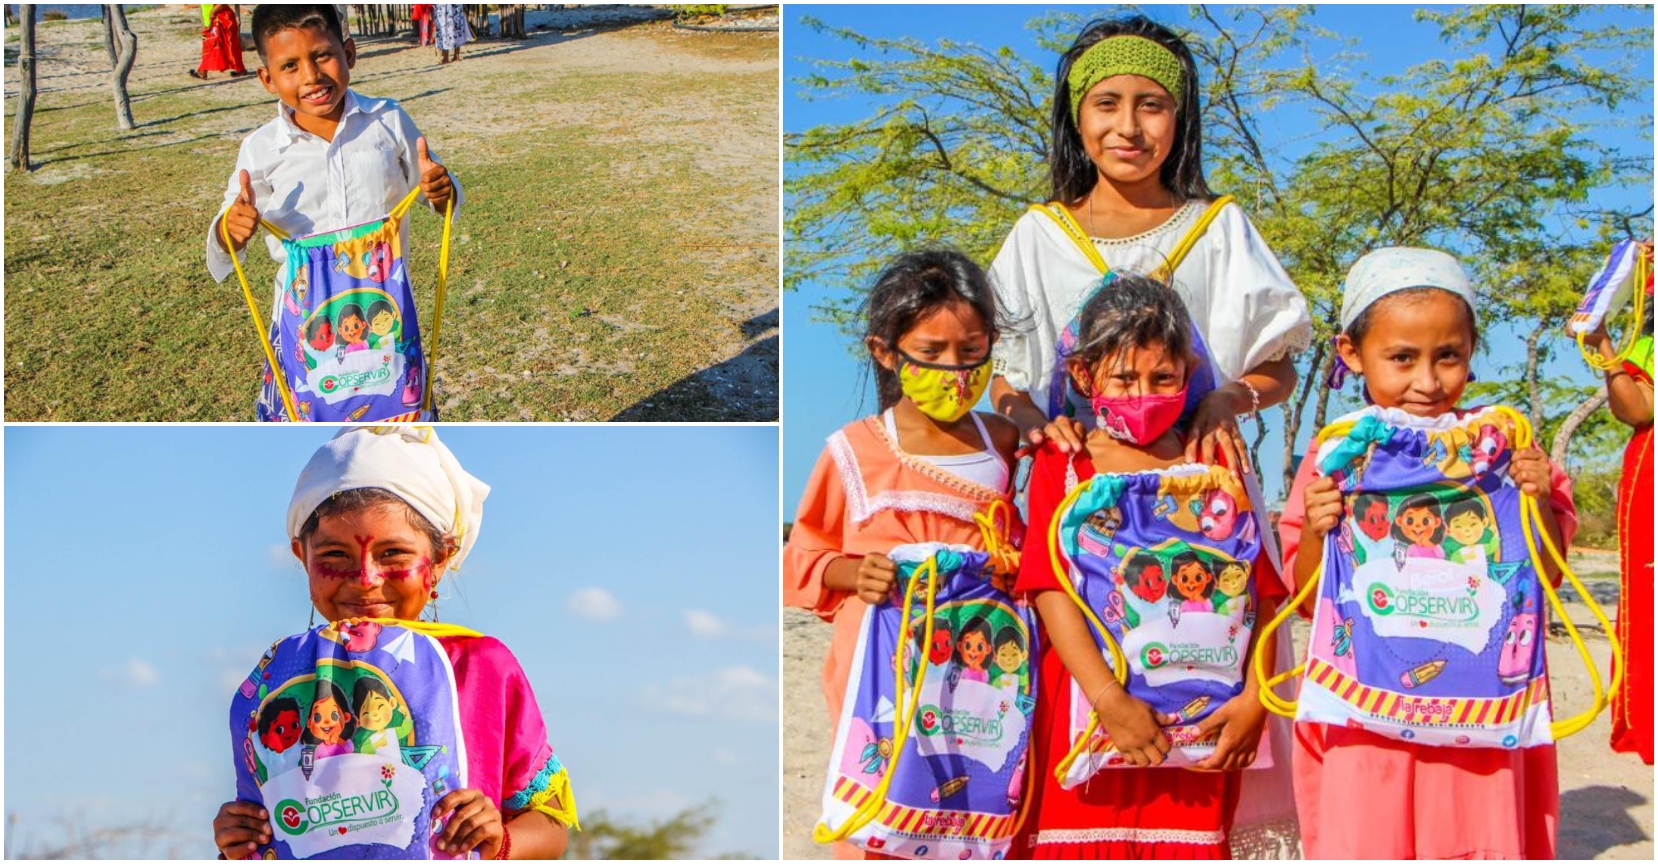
[1089,385,1189,445]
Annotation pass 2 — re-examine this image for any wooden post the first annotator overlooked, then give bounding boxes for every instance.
[110,4,136,130]
[9,4,36,171]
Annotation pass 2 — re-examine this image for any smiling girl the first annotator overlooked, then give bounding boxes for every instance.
[212,427,576,860]
[989,16,1310,474]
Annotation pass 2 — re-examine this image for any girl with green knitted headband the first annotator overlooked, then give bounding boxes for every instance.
[989,15,1312,859]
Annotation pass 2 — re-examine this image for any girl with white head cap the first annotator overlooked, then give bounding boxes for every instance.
[1275,247,1577,858]
[213,426,577,860]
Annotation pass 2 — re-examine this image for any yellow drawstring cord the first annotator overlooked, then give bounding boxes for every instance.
[423,193,455,414]
[813,557,941,845]
[1252,407,1624,739]
[1044,479,1130,781]
[974,499,1021,577]
[345,617,483,640]
[220,186,452,421]
[1578,247,1650,372]
[223,212,300,421]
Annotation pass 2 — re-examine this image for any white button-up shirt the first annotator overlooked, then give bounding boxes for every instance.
[204,89,463,304]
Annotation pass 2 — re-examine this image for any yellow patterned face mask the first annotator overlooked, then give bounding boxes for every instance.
[896,351,992,423]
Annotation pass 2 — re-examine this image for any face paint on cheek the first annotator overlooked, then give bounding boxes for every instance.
[375,556,431,586]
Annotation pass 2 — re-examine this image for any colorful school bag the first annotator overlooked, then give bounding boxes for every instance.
[1045,459,1269,785]
[815,526,1036,860]
[1256,405,1623,747]
[1567,239,1652,372]
[224,188,455,422]
[228,619,475,859]
[1029,195,1233,420]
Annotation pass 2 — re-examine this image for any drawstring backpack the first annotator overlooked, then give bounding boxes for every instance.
[1030,196,1233,420]
[1045,458,1269,785]
[815,502,1036,860]
[229,619,477,858]
[223,188,455,422]
[1255,406,1623,747]
[1567,239,1652,372]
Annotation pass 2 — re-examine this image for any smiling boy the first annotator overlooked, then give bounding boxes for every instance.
[205,4,462,419]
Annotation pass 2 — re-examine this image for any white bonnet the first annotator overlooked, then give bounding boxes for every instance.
[286,426,490,569]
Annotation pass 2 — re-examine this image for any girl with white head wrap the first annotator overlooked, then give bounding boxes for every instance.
[288,424,490,572]
[214,425,577,861]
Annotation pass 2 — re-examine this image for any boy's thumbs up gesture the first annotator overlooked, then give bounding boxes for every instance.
[416,136,454,212]
[220,169,260,252]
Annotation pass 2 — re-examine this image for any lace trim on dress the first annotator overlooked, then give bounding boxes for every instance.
[1033,826,1228,846]
[1088,199,1205,247]
[826,428,992,526]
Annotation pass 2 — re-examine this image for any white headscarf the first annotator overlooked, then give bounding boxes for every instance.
[1340,246,1478,332]
[287,426,490,570]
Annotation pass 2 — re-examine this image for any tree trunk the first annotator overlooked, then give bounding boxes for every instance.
[1280,342,1330,492]
[100,5,117,67]
[9,5,36,172]
[1524,324,1546,432]
[109,4,136,131]
[1550,387,1609,468]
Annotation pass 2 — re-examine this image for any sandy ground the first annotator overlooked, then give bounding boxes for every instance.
[4,4,778,421]
[783,551,1653,860]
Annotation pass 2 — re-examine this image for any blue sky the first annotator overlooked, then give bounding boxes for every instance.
[783,3,1655,508]
[3,425,780,859]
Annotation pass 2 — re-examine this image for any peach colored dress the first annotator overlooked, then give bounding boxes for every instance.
[785,414,1013,860]
[1277,434,1578,860]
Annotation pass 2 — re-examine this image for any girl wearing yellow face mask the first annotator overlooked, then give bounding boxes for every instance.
[785,248,1021,860]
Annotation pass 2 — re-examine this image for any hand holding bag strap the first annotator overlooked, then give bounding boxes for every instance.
[222,212,300,421]
[812,556,942,844]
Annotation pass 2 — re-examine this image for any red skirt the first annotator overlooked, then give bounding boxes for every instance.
[1013,636,1238,859]
[1611,423,1653,765]
[197,11,246,74]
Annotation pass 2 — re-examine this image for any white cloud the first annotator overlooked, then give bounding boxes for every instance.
[683,609,778,642]
[684,609,727,638]
[639,665,777,723]
[567,587,623,622]
[99,658,159,688]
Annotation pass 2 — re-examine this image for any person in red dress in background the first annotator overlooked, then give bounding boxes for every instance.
[1583,243,1654,766]
[190,4,247,79]
[412,4,435,47]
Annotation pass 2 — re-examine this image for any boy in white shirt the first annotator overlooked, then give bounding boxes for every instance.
[207,4,462,420]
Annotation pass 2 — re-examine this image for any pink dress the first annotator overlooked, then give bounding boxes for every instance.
[1277,432,1577,859]
[438,636,578,828]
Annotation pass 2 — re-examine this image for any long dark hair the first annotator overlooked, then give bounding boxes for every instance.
[1049,16,1213,204]
[862,248,1003,411]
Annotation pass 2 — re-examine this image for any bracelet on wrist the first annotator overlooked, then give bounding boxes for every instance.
[1235,379,1262,417]
[494,824,513,860]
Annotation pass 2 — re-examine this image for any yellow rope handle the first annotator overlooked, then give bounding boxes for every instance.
[1043,479,1132,780]
[1578,246,1650,371]
[222,212,300,421]
[973,499,1021,577]
[1489,406,1624,739]
[813,557,941,845]
[422,192,456,414]
[344,616,483,640]
[1251,561,1321,718]
[1028,195,1234,282]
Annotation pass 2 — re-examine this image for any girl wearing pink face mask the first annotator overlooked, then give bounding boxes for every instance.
[1016,275,1282,859]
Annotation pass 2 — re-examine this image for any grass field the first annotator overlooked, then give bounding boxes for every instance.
[4,8,779,420]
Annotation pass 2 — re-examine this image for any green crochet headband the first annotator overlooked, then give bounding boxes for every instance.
[1067,35,1186,123]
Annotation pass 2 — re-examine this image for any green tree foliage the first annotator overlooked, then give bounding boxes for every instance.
[564,799,755,860]
[786,4,1652,486]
